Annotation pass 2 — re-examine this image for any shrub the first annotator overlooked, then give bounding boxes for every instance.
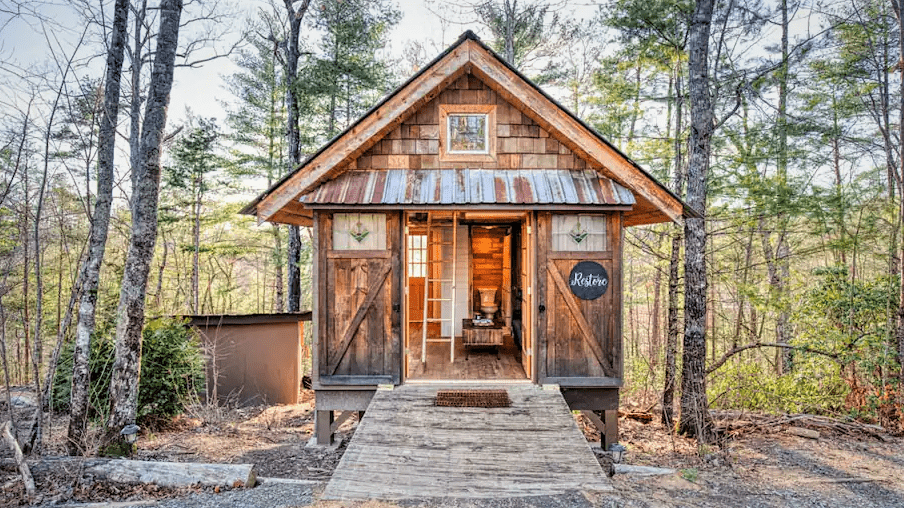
[53,318,205,423]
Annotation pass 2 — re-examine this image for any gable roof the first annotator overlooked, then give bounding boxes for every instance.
[242,30,695,227]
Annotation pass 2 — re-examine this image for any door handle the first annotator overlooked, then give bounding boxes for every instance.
[538,305,546,313]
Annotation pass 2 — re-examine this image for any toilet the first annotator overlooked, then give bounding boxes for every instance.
[477,287,498,321]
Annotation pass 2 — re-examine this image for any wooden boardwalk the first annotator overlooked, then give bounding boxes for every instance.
[321,383,612,500]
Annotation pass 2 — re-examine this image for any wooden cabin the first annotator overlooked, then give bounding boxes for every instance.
[243,31,690,446]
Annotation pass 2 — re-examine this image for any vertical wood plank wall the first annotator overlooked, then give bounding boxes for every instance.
[317,212,401,383]
[536,212,623,382]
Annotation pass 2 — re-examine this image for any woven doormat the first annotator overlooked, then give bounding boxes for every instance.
[435,389,511,408]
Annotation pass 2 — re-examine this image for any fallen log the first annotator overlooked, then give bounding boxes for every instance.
[0,456,256,489]
[614,464,676,476]
[1,420,35,501]
[618,411,654,423]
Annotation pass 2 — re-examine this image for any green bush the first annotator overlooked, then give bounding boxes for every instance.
[708,358,847,414]
[53,318,205,422]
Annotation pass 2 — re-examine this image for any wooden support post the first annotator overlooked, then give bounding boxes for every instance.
[315,410,334,445]
[581,409,619,449]
[602,410,618,449]
[330,410,355,433]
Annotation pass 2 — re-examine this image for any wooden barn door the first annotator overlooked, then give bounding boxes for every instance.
[537,212,622,385]
[317,212,401,385]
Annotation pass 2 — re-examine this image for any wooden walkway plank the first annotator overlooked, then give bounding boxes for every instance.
[321,384,612,500]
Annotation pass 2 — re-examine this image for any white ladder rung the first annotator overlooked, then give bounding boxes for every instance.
[425,317,451,322]
[427,297,452,302]
[426,338,453,343]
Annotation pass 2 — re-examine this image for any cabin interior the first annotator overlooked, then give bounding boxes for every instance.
[404,210,532,382]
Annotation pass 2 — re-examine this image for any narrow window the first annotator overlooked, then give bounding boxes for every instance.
[408,234,427,277]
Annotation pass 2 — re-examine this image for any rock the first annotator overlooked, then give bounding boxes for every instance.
[10,396,34,408]
[787,427,820,439]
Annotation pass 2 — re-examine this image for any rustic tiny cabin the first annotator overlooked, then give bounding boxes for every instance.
[243,31,690,446]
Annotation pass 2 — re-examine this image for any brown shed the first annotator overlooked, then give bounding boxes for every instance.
[243,31,691,445]
[189,313,310,406]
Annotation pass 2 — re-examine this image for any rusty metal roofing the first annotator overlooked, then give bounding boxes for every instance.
[301,169,636,207]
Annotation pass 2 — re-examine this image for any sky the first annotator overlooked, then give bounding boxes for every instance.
[168,1,452,126]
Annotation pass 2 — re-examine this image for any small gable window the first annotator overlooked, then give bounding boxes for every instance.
[439,104,496,162]
[448,114,488,153]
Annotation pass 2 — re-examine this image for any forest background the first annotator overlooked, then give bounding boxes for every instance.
[2,0,903,454]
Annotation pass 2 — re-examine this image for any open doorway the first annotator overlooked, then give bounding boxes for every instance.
[404,211,531,381]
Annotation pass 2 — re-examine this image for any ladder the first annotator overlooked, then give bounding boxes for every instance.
[421,212,458,364]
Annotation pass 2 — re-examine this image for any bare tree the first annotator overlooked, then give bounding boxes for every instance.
[107,0,183,439]
[68,0,129,456]
[890,0,904,395]
[279,0,312,313]
[678,0,715,440]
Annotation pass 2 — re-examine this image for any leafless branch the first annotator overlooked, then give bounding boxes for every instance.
[706,342,839,375]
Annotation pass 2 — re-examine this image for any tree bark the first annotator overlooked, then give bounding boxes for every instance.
[2,421,34,501]
[892,0,904,393]
[129,0,149,199]
[774,0,792,375]
[662,63,684,428]
[68,0,129,456]
[107,0,183,437]
[678,0,715,440]
[282,0,312,313]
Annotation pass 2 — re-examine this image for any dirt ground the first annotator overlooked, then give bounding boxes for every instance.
[2,389,903,507]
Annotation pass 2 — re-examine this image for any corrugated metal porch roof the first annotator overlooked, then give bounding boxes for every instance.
[301,169,636,207]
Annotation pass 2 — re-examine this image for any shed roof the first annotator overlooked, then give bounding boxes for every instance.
[243,31,695,227]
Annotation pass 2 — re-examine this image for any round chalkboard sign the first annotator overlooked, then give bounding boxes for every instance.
[568,261,609,300]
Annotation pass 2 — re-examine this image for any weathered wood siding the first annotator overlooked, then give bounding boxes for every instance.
[347,74,593,172]
[317,212,401,384]
[537,212,623,384]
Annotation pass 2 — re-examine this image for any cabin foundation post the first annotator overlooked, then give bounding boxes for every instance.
[315,410,334,445]
[601,410,618,449]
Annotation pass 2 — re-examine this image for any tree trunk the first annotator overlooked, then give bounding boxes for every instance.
[191,177,201,313]
[107,0,183,437]
[662,63,685,428]
[774,0,792,375]
[282,0,311,313]
[129,0,148,200]
[68,0,129,456]
[892,0,904,393]
[273,226,284,312]
[678,0,715,441]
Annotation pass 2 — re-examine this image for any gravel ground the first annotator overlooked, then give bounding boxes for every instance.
[152,480,316,508]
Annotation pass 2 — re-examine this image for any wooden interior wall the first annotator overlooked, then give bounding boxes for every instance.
[348,73,596,171]
[471,226,506,316]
